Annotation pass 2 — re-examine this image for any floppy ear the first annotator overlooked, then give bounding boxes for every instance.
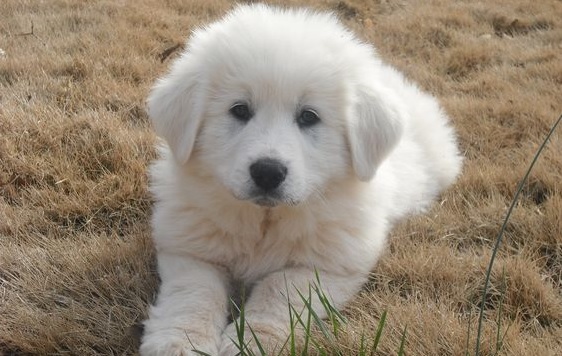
[147,54,206,164]
[348,85,404,181]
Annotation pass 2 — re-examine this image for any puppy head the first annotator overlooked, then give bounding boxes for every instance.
[148,5,403,206]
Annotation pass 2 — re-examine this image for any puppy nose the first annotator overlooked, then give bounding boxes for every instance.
[250,158,288,191]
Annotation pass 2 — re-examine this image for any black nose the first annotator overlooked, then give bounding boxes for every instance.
[250,158,288,192]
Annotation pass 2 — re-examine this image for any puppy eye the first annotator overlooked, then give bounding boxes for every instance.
[297,109,320,128]
[229,103,253,122]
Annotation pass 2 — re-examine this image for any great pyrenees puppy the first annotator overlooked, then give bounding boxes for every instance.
[141,4,461,355]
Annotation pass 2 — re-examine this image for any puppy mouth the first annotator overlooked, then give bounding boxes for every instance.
[248,188,286,207]
[251,195,282,207]
[229,185,300,207]
[245,190,299,207]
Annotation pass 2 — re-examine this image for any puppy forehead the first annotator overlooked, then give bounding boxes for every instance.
[218,5,353,49]
[197,10,356,109]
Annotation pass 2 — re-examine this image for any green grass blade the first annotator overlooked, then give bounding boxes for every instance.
[289,301,325,354]
[296,287,333,341]
[230,297,248,355]
[186,333,213,356]
[359,332,366,356]
[310,283,345,337]
[475,113,562,355]
[370,310,387,355]
[288,296,297,356]
[247,322,267,356]
[494,268,507,355]
[497,322,513,356]
[191,351,213,356]
[300,285,313,355]
[397,325,407,356]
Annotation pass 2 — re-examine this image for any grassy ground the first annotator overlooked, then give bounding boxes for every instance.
[1,0,561,355]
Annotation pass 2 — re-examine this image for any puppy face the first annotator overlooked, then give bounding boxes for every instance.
[148,5,404,207]
[196,54,351,206]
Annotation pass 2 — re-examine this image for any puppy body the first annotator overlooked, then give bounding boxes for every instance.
[141,5,461,355]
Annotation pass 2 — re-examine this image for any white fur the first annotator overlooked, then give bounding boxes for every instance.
[141,4,462,356]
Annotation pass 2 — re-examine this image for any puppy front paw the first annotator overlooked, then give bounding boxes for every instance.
[139,337,190,356]
[140,332,219,356]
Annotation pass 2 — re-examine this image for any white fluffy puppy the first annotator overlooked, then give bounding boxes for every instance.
[141,4,461,355]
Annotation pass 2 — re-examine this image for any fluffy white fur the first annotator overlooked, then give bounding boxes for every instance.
[141,4,462,356]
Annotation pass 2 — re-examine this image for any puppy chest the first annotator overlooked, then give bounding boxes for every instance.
[204,214,322,280]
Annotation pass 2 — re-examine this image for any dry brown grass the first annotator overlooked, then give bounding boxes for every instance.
[1,0,561,355]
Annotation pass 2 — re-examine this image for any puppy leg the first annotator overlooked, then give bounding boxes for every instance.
[219,268,366,355]
[141,254,229,356]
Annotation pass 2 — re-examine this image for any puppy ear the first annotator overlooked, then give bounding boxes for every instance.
[348,85,404,181]
[147,55,206,164]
